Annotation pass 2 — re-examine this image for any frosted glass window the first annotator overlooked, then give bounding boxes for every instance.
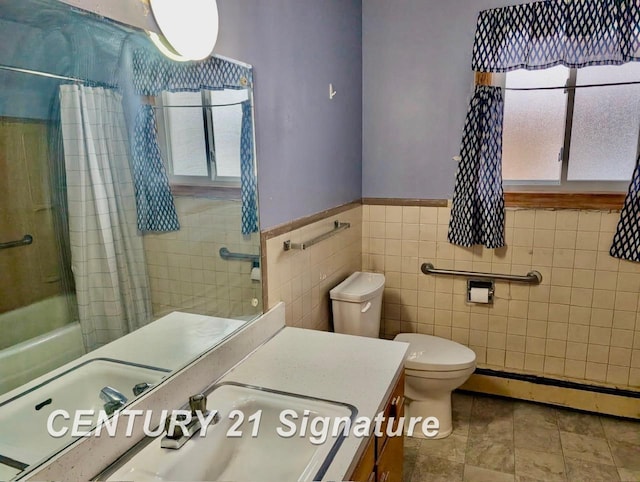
[208,89,249,179]
[502,66,569,183]
[161,91,208,177]
[567,63,640,181]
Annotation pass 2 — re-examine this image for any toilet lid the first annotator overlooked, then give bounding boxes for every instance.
[394,333,476,371]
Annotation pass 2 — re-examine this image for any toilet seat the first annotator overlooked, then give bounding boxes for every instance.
[394,333,476,372]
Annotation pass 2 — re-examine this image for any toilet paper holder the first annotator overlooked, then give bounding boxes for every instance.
[467,279,495,304]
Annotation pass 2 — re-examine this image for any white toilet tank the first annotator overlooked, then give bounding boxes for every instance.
[330,272,385,338]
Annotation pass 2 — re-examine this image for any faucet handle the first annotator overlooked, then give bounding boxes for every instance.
[133,382,154,396]
[164,413,187,440]
[189,393,207,414]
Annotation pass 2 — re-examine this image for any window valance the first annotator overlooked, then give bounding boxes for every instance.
[132,50,253,96]
[472,0,640,73]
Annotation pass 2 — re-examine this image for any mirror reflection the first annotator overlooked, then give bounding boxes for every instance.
[0,0,260,476]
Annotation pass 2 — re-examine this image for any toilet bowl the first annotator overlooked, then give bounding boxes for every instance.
[394,333,476,439]
[330,272,476,439]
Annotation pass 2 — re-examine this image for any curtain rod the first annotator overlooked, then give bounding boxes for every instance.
[152,101,248,108]
[0,63,115,88]
[505,79,640,91]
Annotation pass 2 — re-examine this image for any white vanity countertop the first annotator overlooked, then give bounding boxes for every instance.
[89,312,247,370]
[0,312,246,406]
[219,327,409,481]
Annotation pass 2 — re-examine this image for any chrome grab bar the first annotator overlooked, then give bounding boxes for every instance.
[421,262,542,284]
[283,221,350,251]
[219,247,259,263]
[0,234,33,250]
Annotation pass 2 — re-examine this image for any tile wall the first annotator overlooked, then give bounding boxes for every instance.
[265,206,362,330]
[143,196,262,319]
[0,120,65,313]
[362,203,640,391]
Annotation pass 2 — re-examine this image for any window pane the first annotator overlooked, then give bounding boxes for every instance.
[502,66,569,183]
[568,63,640,181]
[161,91,208,177]
[208,90,249,179]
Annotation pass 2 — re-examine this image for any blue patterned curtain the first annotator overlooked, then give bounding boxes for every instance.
[610,156,640,261]
[131,50,255,233]
[448,86,505,249]
[241,101,258,235]
[451,0,640,251]
[133,105,180,232]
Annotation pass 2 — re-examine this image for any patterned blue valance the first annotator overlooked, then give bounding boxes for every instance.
[132,50,253,95]
[473,0,640,72]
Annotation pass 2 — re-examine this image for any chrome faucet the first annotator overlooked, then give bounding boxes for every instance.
[161,394,219,450]
[100,386,128,415]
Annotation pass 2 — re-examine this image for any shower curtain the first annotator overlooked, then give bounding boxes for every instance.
[59,84,152,351]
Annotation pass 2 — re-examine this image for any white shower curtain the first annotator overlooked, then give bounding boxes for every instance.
[59,84,152,351]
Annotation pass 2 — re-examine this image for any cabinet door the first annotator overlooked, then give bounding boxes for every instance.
[376,433,403,482]
[377,373,405,458]
[349,436,376,482]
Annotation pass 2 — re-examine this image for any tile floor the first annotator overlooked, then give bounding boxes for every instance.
[403,392,640,482]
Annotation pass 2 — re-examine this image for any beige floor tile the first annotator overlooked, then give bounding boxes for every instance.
[471,396,515,422]
[556,408,605,437]
[469,415,515,441]
[404,442,419,482]
[418,432,468,464]
[618,467,640,482]
[560,431,615,466]
[609,440,640,471]
[404,394,639,482]
[565,457,621,482]
[404,435,422,451]
[452,391,474,415]
[465,436,515,474]
[514,425,562,453]
[463,464,515,482]
[410,453,464,482]
[600,416,640,445]
[515,448,566,481]
[513,401,558,431]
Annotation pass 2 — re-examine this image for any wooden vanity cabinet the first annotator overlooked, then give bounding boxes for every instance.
[350,373,405,482]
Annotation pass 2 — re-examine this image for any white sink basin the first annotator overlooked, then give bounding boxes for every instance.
[0,358,169,467]
[105,383,357,481]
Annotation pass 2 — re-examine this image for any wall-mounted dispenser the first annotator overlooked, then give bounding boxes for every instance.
[467,279,494,304]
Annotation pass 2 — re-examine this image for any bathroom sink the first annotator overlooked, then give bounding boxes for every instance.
[0,358,169,466]
[103,383,357,481]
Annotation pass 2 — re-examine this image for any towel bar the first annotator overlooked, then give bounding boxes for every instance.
[283,221,350,251]
[421,262,542,284]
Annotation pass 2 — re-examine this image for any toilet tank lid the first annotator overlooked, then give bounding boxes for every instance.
[394,333,476,371]
[329,271,385,303]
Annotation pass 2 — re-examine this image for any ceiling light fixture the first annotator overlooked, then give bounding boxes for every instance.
[149,0,219,61]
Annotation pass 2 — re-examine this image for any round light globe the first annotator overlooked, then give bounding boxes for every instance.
[149,0,219,61]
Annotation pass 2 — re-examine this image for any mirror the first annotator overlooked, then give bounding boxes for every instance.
[0,0,261,476]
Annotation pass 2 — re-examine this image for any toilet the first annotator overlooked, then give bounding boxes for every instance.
[393,333,475,439]
[330,271,477,439]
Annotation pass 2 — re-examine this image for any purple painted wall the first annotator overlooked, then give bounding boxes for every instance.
[61,0,363,230]
[362,0,522,200]
[216,0,363,229]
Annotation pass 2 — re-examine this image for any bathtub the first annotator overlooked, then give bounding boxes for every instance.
[0,295,85,395]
